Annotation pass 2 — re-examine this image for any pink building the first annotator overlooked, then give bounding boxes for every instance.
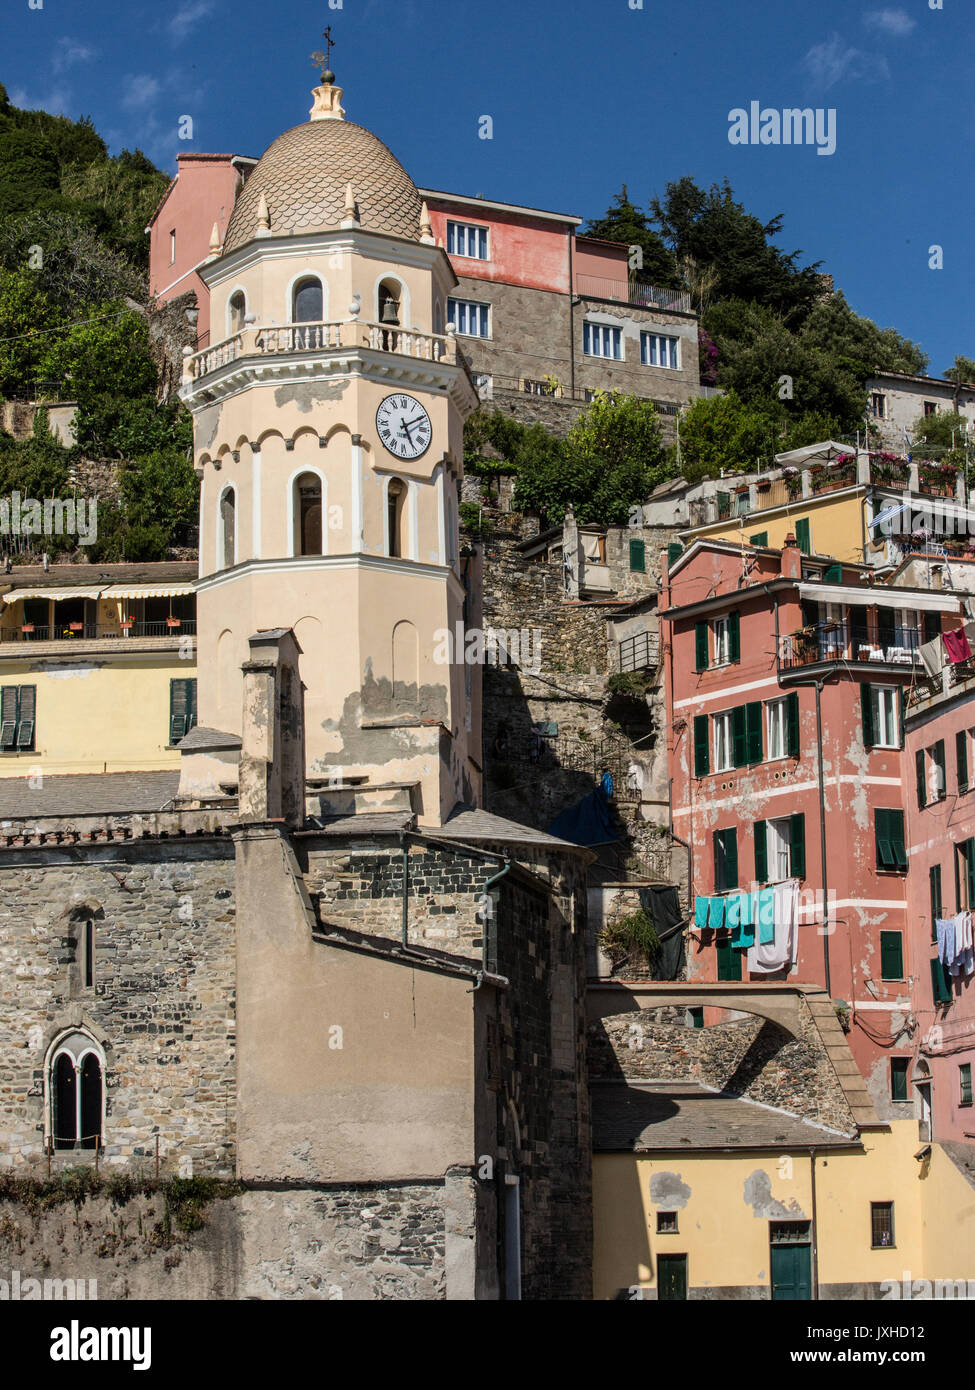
[147,153,256,346]
[661,535,962,1110]
[904,664,975,1145]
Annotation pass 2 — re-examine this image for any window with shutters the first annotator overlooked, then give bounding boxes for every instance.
[931,955,953,1004]
[767,819,792,882]
[749,531,768,547]
[713,828,738,891]
[629,539,645,572]
[890,1057,909,1102]
[875,809,907,871]
[667,543,682,566]
[712,616,731,666]
[960,1063,973,1107]
[0,685,36,751]
[758,814,805,883]
[169,678,198,746]
[713,711,733,772]
[767,698,787,759]
[880,930,904,981]
[693,714,709,777]
[863,684,899,750]
[716,930,742,981]
[958,729,973,794]
[917,741,946,806]
[957,838,975,911]
[870,1202,895,1248]
[930,865,942,942]
[795,517,811,554]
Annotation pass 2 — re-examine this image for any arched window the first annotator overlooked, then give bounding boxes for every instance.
[50,1032,103,1151]
[434,300,444,335]
[219,487,236,569]
[293,472,323,556]
[378,279,402,350]
[387,478,406,558]
[293,277,323,323]
[229,290,246,334]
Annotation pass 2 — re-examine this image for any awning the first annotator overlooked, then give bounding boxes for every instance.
[2,587,104,603]
[798,582,961,614]
[99,583,195,598]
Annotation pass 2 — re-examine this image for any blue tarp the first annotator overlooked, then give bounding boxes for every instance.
[546,788,617,846]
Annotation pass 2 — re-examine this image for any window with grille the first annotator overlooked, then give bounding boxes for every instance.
[769,1221,810,1244]
[870,1202,894,1248]
[0,685,36,751]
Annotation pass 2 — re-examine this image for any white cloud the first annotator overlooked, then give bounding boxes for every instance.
[8,86,71,116]
[120,74,162,111]
[168,1,214,41]
[51,38,96,74]
[863,8,917,37]
[802,33,890,89]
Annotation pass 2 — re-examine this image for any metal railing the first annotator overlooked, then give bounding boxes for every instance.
[1,620,196,643]
[779,623,923,671]
[575,275,693,314]
[618,631,659,673]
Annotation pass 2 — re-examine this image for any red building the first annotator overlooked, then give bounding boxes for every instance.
[661,534,963,1113]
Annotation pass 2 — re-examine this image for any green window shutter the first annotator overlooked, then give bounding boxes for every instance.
[693,714,709,777]
[916,748,927,809]
[724,828,738,891]
[749,531,768,547]
[823,563,843,582]
[966,838,975,909]
[713,829,721,890]
[961,1064,972,1106]
[790,813,806,880]
[958,731,969,794]
[695,621,709,672]
[717,932,742,982]
[732,704,747,767]
[745,701,763,763]
[786,692,800,758]
[667,542,682,565]
[170,678,197,746]
[897,687,905,750]
[0,686,17,750]
[875,809,893,869]
[629,539,646,572]
[754,820,768,885]
[795,517,811,554]
[881,930,904,981]
[890,810,907,870]
[728,610,741,662]
[934,740,946,799]
[689,1007,704,1029]
[15,685,35,750]
[890,1058,909,1102]
[930,865,942,938]
[931,956,953,1005]
[861,684,875,750]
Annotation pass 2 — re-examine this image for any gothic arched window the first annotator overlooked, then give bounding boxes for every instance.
[293,277,323,323]
[50,1033,103,1151]
[294,473,323,556]
[219,486,236,569]
[387,478,406,558]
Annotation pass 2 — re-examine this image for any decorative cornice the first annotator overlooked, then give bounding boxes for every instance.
[195,552,464,601]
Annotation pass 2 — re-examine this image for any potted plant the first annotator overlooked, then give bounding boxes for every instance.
[165,617,181,629]
[20,624,34,634]
[69,622,83,631]
[119,618,134,630]
[784,468,802,499]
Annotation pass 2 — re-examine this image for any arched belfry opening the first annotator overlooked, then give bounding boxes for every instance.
[229,290,246,333]
[219,487,236,569]
[293,277,323,323]
[294,473,323,556]
[387,477,407,558]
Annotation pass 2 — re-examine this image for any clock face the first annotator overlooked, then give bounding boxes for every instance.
[376,393,432,460]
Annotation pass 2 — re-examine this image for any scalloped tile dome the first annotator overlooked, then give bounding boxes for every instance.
[224,118,422,253]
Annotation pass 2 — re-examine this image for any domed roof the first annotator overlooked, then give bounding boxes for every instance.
[223,106,423,254]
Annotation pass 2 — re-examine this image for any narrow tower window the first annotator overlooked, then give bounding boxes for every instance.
[220,487,236,569]
[293,277,323,323]
[229,290,246,333]
[50,1034,104,1151]
[387,478,406,558]
[294,473,323,556]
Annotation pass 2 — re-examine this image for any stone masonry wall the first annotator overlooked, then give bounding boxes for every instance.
[588,997,856,1135]
[0,839,236,1175]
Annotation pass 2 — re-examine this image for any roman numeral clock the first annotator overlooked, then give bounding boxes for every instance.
[376,393,432,460]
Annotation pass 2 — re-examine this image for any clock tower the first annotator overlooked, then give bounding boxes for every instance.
[179,71,481,826]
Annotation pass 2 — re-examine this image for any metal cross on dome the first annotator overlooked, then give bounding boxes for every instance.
[311,26,336,80]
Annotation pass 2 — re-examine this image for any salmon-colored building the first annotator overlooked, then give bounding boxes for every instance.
[661,534,963,1112]
[904,663,975,1145]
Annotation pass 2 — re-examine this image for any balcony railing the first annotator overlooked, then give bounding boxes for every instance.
[575,276,693,314]
[183,321,460,384]
[619,631,659,673]
[0,620,197,643]
[779,623,923,671]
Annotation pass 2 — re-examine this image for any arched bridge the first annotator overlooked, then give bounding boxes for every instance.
[586,980,832,1040]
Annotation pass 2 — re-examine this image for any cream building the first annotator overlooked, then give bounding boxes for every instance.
[179,73,480,826]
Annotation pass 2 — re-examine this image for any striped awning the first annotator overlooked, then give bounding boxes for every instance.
[99,584,195,598]
[798,582,960,614]
[2,587,104,603]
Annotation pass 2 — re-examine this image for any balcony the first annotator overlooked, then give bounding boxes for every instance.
[182,321,466,386]
[575,276,692,314]
[618,631,659,673]
[779,621,923,672]
[0,619,196,646]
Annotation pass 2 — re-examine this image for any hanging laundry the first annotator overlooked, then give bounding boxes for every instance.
[694,896,710,930]
[952,910,974,978]
[708,896,726,929]
[747,880,798,974]
[936,918,956,968]
[757,886,776,945]
[943,628,973,665]
[919,636,944,678]
[738,890,756,927]
[725,893,743,929]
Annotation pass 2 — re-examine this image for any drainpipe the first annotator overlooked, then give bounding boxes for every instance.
[481,856,512,977]
[809,1148,820,1300]
[567,230,576,399]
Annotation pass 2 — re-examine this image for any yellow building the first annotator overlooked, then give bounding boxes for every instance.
[0,562,197,787]
[593,1081,975,1301]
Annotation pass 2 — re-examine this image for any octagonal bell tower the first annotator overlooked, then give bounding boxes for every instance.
[179,72,481,826]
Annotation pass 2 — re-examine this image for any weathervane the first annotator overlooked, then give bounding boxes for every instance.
[311,26,336,82]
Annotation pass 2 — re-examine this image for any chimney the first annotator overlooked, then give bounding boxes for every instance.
[780,533,801,579]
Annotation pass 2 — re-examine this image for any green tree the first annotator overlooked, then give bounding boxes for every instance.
[910,409,969,465]
[0,265,63,399]
[584,185,676,287]
[0,210,144,311]
[462,407,524,499]
[946,356,975,387]
[677,391,777,482]
[61,152,168,265]
[88,450,199,562]
[0,128,61,219]
[38,304,158,451]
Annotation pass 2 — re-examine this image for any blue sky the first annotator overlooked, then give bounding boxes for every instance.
[4,0,973,375]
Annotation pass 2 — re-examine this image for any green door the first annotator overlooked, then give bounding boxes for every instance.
[657,1254,687,1300]
[770,1241,812,1300]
